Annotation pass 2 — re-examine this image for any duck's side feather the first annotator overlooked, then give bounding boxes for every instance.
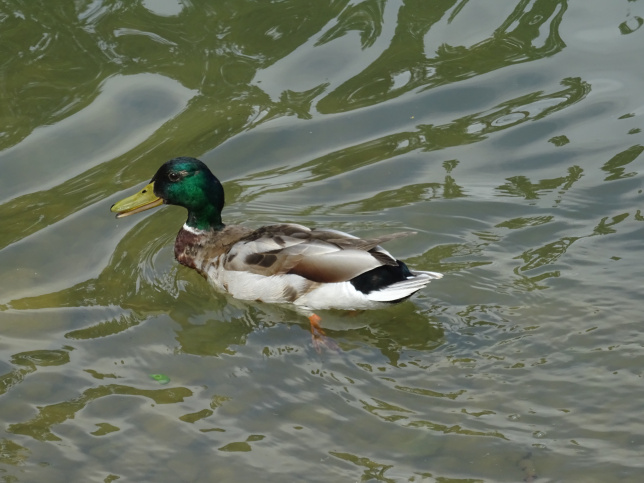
[175,222,441,310]
[223,224,412,282]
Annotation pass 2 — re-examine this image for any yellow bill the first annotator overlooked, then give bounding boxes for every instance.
[111,182,164,218]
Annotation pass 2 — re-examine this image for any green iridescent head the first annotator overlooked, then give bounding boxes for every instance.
[111,157,225,231]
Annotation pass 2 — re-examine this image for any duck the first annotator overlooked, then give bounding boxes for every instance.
[111,157,442,339]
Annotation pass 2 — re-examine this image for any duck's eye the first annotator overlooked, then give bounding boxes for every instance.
[168,172,181,182]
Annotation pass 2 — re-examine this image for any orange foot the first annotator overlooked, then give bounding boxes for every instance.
[308,314,338,353]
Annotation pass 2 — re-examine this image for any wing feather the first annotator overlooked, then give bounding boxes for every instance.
[222,223,416,283]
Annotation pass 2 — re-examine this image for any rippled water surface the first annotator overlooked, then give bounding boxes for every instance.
[1,0,644,481]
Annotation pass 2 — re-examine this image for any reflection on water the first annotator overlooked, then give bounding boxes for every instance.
[317,0,568,112]
[10,384,194,442]
[1,0,644,481]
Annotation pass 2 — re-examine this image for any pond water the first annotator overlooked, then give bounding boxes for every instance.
[1,0,643,481]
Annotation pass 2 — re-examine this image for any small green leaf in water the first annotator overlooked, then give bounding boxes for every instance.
[149,374,170,385]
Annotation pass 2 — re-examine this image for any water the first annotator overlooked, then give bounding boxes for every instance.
[1,0,643,481]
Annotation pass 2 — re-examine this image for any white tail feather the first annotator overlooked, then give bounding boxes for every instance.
[411,270,443,280]
[366,271,443,302]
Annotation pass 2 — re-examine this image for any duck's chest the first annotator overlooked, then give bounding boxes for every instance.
[173,225,251,277]
[174,229,206,272]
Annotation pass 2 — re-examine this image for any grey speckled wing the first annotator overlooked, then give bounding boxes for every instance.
[222,223,415,283]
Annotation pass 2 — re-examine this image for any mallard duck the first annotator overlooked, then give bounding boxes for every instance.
[111,157,442,335]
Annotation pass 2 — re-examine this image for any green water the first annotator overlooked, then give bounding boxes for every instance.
[1,0,644,481]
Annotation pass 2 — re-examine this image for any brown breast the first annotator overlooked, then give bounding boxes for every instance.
[174,225,253,277]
